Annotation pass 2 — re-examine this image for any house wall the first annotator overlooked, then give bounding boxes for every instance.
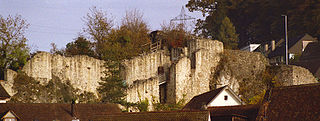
[208,89,241,107]
[0,100,7,103]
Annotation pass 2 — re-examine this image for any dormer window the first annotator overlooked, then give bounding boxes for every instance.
[1,111,18,121]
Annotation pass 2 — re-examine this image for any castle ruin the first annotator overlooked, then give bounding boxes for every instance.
[2,38,317,109]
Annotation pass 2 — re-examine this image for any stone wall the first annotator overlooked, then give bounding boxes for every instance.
[126,77,159,110]
[123,50,171,108]
[2,38,316,110]
[214,50,269,93]
[124,39,224,105]
[170,39,224,103]
[168,57,191,103]
[2,69,17,96]
[273,65,317,86]
[292,65,318,84]
[122,50,171,85]
[3,52,106,95]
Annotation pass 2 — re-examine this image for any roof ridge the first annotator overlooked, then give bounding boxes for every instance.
[274,83,320,90]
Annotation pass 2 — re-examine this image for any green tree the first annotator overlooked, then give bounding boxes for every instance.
[65,36,94,57]
[216,17,239,49]
[0,15,29,79]
[186,0,320,47]
[84,8,150,104]
[97,61,127,103]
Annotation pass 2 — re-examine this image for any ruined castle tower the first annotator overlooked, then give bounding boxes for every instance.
[123,39,224,106]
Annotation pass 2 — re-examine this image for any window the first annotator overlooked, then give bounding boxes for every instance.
[224,95,228,100]
[4,118,16,121]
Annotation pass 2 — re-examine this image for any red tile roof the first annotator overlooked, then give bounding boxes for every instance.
[260,83,320,121]
[183,86,226,110]
[208,105,260,121]
[0,85,10,100]
[0,103,121,121]
[93,110,210,121]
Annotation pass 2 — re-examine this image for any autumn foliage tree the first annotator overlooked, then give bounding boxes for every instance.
[83,8,150,104]
[0,15,30,79]
[160,22,192,49]
[83,7,114,58]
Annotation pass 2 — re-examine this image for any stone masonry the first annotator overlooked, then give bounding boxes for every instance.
[2,52,105,96]
[2,38,317,110]
[123,39,224,107]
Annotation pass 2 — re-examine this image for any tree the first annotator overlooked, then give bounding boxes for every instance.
[119,9,151,55]
[0,15,29,79]
[83,8,150,104]
[65,36,94,57]
[160,22,192,49]
[97,61,127,103]
[186,0,320,47]
[49,43,65,56]
[216,17,239,49]
[102,9,151,61]
[83,7,114,58]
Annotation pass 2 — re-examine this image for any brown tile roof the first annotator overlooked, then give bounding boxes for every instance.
[261,83,320,121]
[182,86,226,110]
[208,105,260,121]
[93,110,210,121]
[268,33,317,58]
[0,103,121,121]
[293,42,320,78]
[0,85,10,99]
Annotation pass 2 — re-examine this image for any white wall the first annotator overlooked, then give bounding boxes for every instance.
[0,100,7,103]
[207,89,241,107]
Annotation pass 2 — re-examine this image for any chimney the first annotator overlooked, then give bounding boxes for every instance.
[265,44,269,52]
[71,100,75,117]
[271,40,276,51]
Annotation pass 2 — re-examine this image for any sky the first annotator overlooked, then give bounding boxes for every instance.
[0,0,203,52]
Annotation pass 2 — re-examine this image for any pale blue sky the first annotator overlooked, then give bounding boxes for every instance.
[0,0,203,52]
